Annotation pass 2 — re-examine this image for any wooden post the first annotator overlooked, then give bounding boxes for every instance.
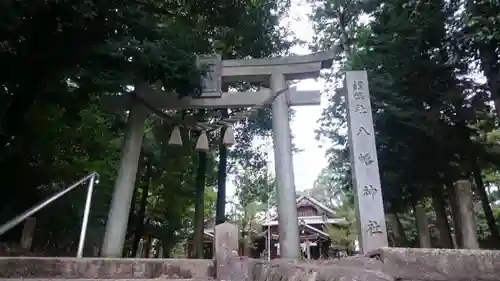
[20,217,36,252]
[215,223,240,281]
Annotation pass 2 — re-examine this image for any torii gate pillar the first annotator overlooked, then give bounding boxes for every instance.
[270,72,301,259]
[101,100,147,257]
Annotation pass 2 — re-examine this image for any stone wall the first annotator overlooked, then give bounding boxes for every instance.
[2,221,500,281]
[0,248,499,280]
[237,248,500,281]
[370,247,500,281]
[212,223,500,281]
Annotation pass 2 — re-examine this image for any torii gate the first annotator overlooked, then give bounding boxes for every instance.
[100,51,336,258]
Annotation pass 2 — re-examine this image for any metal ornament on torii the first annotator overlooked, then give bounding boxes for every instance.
[99,51,388,258]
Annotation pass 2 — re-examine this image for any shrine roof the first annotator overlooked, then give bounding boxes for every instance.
[296,195,336,216]
[266,195,340,222]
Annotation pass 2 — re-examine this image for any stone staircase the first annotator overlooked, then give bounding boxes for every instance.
[1,248,500,281]
[0,257,215,280]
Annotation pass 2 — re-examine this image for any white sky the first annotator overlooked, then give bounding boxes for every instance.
[226,0,328,200]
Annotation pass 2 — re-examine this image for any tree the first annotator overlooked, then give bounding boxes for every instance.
[325,203,357,254]
[310,166,350,207]
[310,0,500,249]
[304,165,357,253]
[0,0,294,257]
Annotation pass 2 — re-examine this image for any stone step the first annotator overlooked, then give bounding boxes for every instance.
[4,279,214,281]
[0,257,215,279]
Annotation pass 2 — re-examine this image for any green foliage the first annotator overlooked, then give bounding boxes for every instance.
[234,161,276,208]
[310,0,500,247]
[0,0,292,256]
[303,166,357,252]
[310,166,351,207]
[325,207,357,251]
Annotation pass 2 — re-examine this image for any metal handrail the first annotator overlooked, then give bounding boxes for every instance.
[0,172,100,258]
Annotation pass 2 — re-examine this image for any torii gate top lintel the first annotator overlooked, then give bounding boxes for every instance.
[221,49,335,84]
[222,49,334,68]
[102,50,335,112]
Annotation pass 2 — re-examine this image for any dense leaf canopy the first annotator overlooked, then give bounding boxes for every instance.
[309,0,500,248]
[0,0,291,256]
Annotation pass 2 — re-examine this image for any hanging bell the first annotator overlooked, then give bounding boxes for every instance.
[196,131,209,152]
[168,126,183,146]
[222,126,236,147]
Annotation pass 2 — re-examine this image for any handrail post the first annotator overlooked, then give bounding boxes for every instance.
[76,173,99,258]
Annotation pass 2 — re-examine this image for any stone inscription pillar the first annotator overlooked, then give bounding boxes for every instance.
[345,70,388,253]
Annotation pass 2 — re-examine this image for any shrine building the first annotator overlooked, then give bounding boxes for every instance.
[186,195,346,259]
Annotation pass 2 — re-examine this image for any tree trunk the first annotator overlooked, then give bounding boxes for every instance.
[247,232,253,258]
[157,241,164,258]
[136,239,144,258]
[478,38,500,117]
[144,234,152,258]
[216,109,229,225]
[466,0,500,117]
[131,160,152,257]
[413,201,432,248]
[394,213,408,246]
[454,180,479,249]
[160,233,177,258]
[127,187,138,233]
[193,152,207,258]
[386,213,408,247]
[334,2,351,56]
[0,84,37,152]
[472,161,500,244]
[447,183,462,248]
[431,187,453,248]
[162,240,172,258]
